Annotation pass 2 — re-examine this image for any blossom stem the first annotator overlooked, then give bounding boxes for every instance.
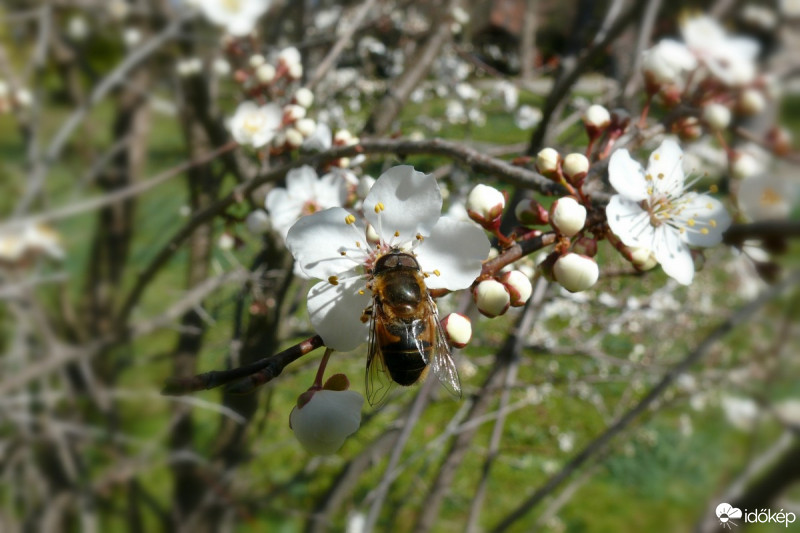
[312,348,335,389]
[638,94,652,129]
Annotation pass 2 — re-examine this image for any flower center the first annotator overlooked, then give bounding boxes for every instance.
[759,186,781,207]
[243,113,264,134]
[221,0,242,13]
[301,200,320,216]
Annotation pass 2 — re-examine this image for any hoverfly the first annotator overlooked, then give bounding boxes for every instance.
[363,249,461,406]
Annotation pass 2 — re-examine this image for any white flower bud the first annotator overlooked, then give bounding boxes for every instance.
[333,129,356,146]
[731,152,761,179]
[284,104,306,122]
[255,63,276,83]
[288,62,303,80]
[467,184,505,223]
[702,103,731,131]
[285,128,304,148]
[550,197,586,237]
[249,54,266,68]
[441,313,472,348]
[295,118,316,137]
[213,58,231,77]
[738,88,766,115]
[553,253,599,292]
[278,47,301,67]
[583,104,611,129]
[629,246,657,271]
[246,210,270,235]
[562,153,589,182]
[474,279,511,317]
[123,28,142,48]
[14,89,33,109]
[294,87,314,108]
[218,232,235,251]
[536,147,561,176]
[289,389,363,455]
[67,16,89,41]
[500,270,533,307]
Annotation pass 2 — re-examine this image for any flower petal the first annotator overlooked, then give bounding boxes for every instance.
[286,207,367,279]
[315,172,348,209]
[608,149,648,201]
[307,277,371,352]
[265,188,302,239]
[286,165,319,198]
[415,218,490,290]
[605,195,653,248]
[674,193,731,247]
[652,224,694,285]
[647,138,685,197]
[363,166,442,243]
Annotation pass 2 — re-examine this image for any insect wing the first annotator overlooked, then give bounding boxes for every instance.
[365,302,395,407]
[427,296,462,398]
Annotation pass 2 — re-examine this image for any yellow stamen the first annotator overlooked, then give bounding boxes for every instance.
[709,184,718,193]
[340,251,347,256]
[657,173,664,179]
[328,276,339,285]
[345,214,356,225]
[394,231,400,237]
[433,269,441,276]
[374,202,385,214]
[653,153,660,161]
[710,219,717,227]
[701,228,709,235]
[687,219,696,227]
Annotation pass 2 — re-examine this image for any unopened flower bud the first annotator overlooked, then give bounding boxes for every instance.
[766,126,792,156]
[218,232,235,251]
[249,54,266,68]
[278,47,301,67]
[550,197,586,237]
[536,147,561,177]
[256,63,276,83]
[334,129,357,146]
[246,209,270,235]
[294,87,314,108]
[285,128,304,148]
[674,116,701,141]
[702,103,731,131]
[515,199,549,226]
[731,152,761,179]
[572,236,598,257]
[289,389,363,455]
[473,279,511,317]
[629,246,657,271]
[288,62,303,80]
[738,89,766,116]
[583,104,611,138]
[562,153,589,184]
[213,58,231,77]
[553,253,599,292]
[500,270,533,307]
[295,118,316,137]
[467,184,505,227]
[441,313,472,348]
[284,104,306,122]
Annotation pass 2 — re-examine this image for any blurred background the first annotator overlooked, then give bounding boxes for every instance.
[1,0,799,531]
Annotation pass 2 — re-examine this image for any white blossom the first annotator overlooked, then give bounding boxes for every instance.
[285,166,490,351]
[265,166,347,239]
[197,0,271,37]
[681,15,760,86]
[605,139,731,285]
[228,101,282,148]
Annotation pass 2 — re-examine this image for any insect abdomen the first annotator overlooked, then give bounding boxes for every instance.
[383,320,431,386]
